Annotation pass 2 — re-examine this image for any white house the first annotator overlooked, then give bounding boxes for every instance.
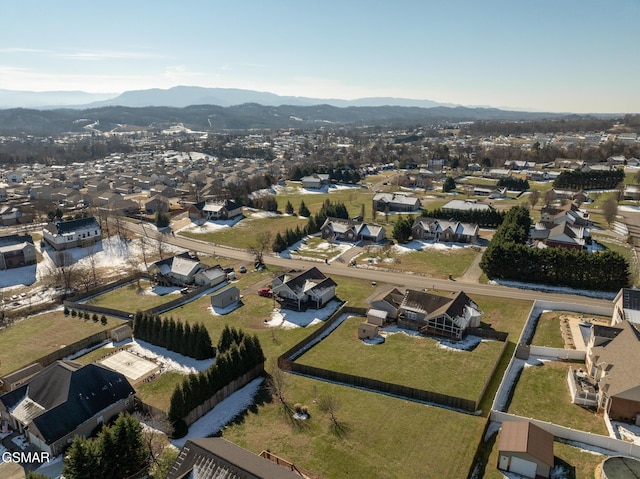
[42,217,102,251]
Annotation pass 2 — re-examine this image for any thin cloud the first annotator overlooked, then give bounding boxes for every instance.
[54,50,163,60]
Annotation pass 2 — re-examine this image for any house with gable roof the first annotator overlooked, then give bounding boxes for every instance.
[149,252,225,287]
[188,199,243,221]
[398,289,482,339]
[0,360,134,455]
[411,217,478,243]
[372,192,422,212]
[497,420,554,478]
[0,234,37,270]
[42,217,102,251]
[271,267,337,311]
[320,217,386,243]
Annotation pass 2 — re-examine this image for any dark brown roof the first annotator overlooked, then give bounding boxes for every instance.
[402,290,475,320]
[498,421,554,467]
[167,438,303,479]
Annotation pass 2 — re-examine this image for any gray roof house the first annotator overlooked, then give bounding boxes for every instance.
[0,361,134,455]
[148,252,208,286]
[398,290,482,339]
[167,437,304,479]
[320,217,386,243]
[42,217,102,251]
[372,192,422,212]
[0,234,37,270]
[411,217,478,243]
[272,267,337,311]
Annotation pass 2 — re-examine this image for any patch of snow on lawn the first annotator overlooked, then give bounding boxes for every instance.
[171,377,263,448]
[487,279,616,300]
[208,302,242,316]
[128,339,214,374]
[178,216,243,233]
[0,263,37,288]
[393,239,465,254]
[267,300,342,329]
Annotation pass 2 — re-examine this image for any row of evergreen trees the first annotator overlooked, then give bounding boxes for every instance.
[168,325,265,436]
[133,312,214,360]
[553,169,625,190]
[421,206,506,228]
[480,205,629,290]
[497,177,530,191]
[273,200,349,253]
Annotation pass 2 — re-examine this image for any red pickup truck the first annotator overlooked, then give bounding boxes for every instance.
[258,287,273,298]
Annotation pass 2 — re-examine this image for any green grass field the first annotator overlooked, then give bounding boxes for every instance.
[508,360,608,435]
[0,311,125,376]
[357,244,479,279]
[84,279,176,312]
[296,316,505,400]
[221,374,486,479]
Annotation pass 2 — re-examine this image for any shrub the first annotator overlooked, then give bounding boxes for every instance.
[294,403,302,413]
[101,315,107,325]
[301,405,309,415]
[63,306,69,316]
[92,313,99,322]
[71,310,77,318]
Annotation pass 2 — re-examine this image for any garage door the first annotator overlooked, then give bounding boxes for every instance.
[510,456,537,478]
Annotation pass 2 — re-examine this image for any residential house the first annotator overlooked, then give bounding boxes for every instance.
[582,320,640,421]
[301,173,330,189]
[612,288,640,326]
[0,234,37,270]
[411,217,478,243]
[194,264,227,288]
[148,252,208,286]
[0,363,43,393]
[86,180,110,194]
[0,184,7,202]
[0,361,134,455]
[497,421,554,479]
[372,192,422,212]
[42,217,102,251]
[368,287,405,323]
[188,199,243,221]
[167,437,304,479]
[0,206,32,226]
[210,286,240,310]
[531,222,588,250]
[540,202,591,228]
[144,195,170,214]
[398,289,482,339]
[320,217,386,243]
[271,267,337,311]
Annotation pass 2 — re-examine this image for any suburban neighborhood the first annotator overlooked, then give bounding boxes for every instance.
[1,114,640,479]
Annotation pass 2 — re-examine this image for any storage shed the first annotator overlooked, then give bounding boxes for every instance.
[358,322,380,340]
[498,421,554,479]
[211,286,240,310]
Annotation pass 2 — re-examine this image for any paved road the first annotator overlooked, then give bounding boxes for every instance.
[121,221,613,308]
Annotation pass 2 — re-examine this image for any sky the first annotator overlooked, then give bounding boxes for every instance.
[1,0,639,113]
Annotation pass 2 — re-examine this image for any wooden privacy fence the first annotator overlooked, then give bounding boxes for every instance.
[278,304,509,412]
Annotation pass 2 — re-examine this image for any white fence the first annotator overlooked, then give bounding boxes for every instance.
[488,298,640,457]
[491,410,640,459]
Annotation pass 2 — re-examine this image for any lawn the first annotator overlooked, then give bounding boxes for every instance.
[221,374,486,479]
[179,214,307,249]
[0,311,126,376]
[84,279,177,312]
[531,311,566,348]
[508,360,608,435]
[357,244,479,279]
[276,185,374,220]
[296,316,506,400]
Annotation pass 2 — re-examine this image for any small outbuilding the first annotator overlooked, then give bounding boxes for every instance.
[358,322,380,340]
[111,324,133,342]
[211,286,240,310]
[498,421,554,479]
[366,308,388,327]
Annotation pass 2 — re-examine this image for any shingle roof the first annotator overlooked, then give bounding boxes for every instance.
[168,438,303,479]
[46,217,99,235]
[498,421,554,467]
[0,361,134,444]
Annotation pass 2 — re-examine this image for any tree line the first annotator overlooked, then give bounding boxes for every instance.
[273,200,349,253]
[553,169,625,190]
[497,177,529,191]
[168,325,265,437]
[480,205,629,291]
[420,206,505,228]
[133,312,215,360]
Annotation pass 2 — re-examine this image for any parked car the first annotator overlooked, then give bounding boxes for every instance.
[239,265,247,273]
[258,287,273,298]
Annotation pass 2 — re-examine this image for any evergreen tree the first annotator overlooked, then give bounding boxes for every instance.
[110,414,149,478]
[442,176,457,192]
[298,200,310,217]
[175,321,185,355]
[62,436,100,479]
[218,324,234,354]
[285,200,294,215]
[272,232,287,253]
[168,385,186,423]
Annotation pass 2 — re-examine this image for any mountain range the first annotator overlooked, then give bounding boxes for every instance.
[0,86,461,110]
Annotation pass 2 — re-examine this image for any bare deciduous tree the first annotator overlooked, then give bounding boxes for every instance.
[528,190,541,209]
[603,196,619,226]
[248,231,272,266]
